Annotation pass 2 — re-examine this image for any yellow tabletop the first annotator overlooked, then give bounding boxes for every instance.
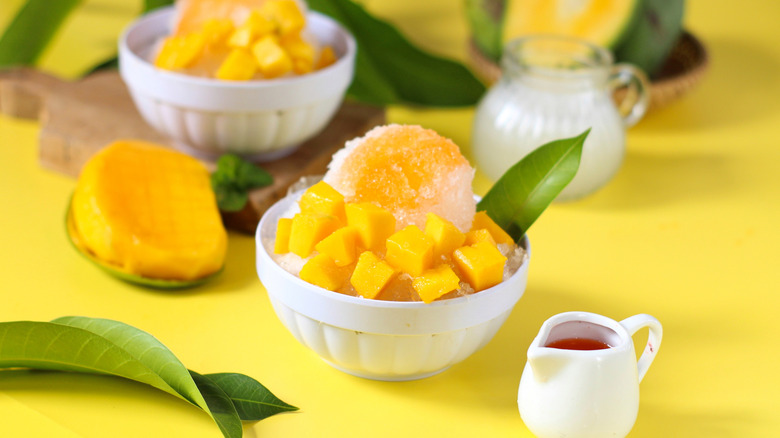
[1,0,779,437]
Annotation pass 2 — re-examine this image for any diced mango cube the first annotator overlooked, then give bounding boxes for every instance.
[315,227,359,267]
[299,181,346,222]
[228,11,275,48]
[288,213,341,258]
[252,35,293,78]
[424,213,465,260]
[263,0,305,36]
[215,48,257,80]
[300,254,351,291]
[345,203,395,251]
[385,225,435,277]
[464,228,496,246]
[201,18,235,47]
[412,265,461,303]
[315,45,337,70]
[453,241,507,292]
[281,35,315,74]
[350,251,396,299]
[471,211,514,245]
[154,32,206,70]
[274,217,293,254]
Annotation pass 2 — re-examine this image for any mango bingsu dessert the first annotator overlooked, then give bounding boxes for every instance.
[268,125,527,303]
[70,140,227,281]
[154,0,337,80]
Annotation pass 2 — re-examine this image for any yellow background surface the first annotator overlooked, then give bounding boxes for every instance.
[1,0,779,436]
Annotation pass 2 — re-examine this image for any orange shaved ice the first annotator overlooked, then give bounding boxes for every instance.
[323,124,476,233]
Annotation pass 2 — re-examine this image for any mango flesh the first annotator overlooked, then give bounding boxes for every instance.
[157,0,336,80]
[276,179,513,302]
[71,140,227,281]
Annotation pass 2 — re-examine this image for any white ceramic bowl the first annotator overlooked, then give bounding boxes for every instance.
[119,7,356,160]
[255,192,531,381]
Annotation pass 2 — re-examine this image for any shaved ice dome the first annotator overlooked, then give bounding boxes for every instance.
[323,124,476,232]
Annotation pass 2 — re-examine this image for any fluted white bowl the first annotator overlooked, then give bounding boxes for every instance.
[255,191,531,381]
[119,7,355,160]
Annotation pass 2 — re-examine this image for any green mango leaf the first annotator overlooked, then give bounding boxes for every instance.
[206,373,299,421]
[143,0,174,14]
[0,317,297,438]
[477,129,590,241]
[464,0,506,62]
[52,316,209,409]
[0,0,82,68]
[190,371,243,438]
[308,0,487,106]
[211,154,273,212]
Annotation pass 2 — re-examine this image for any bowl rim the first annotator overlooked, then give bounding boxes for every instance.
[255,190,531,334]
[119,6,356,89]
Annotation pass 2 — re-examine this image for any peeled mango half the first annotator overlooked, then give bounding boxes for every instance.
[466,0,685,76]
[69,140,227,287]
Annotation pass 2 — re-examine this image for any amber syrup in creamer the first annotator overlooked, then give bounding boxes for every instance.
[545,337,611,351]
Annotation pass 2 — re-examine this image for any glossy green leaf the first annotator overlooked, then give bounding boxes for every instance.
[206,373,299,421]
[143,0,174,14]
[0,321,185,397]
[464,0,506,62]
[308,0,487,106]
[0,0,82,67]
[191,371,243,438]
[477,129,590,241]
[52,316,209,410]
[0,317,298,438]
[65,201,222,289]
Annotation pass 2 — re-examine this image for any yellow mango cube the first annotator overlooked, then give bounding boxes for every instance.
[281,35,315,74]
[252,35,293,78]
[154,32,206,70]
[228,11,275,48]
[464,228,496,246]
[299,181,346,222]
[315,45,337,70]
[274,217,293,254]
[345,203,395,251]
[350,251,397,299]
[471,211,514,245]
[201,18,235,47]
[288,213,341,258]
[263,0,305,36]
[424,213,465,260]
[315,227,359,267]
[385,225,435,277]
[215,48,257,81]
[412,265,461,303]
[453,241,507,292]
[299,254,351,291]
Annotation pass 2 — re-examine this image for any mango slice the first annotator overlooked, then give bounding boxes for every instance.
[299,254,351,292]
[385,225,435,277]
[471,211,514,245]
[71,140,227,281]
[424,213,465,260]
[345,202,395,251]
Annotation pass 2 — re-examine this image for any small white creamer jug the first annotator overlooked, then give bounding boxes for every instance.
[517,312,662,438]
[472,36,649,201]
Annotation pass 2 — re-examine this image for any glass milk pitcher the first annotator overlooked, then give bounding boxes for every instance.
[472,36,649,201]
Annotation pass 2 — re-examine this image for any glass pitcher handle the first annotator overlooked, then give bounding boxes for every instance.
[609,63,650,127]
[620,314,663,382]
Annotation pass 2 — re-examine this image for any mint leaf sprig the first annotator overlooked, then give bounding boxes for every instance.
[211,154,273,212]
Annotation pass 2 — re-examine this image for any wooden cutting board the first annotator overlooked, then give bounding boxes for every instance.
[0,68,385,234]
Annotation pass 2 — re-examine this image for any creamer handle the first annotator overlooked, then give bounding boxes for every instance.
[620,314,663,382]
[609,63,650,128]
